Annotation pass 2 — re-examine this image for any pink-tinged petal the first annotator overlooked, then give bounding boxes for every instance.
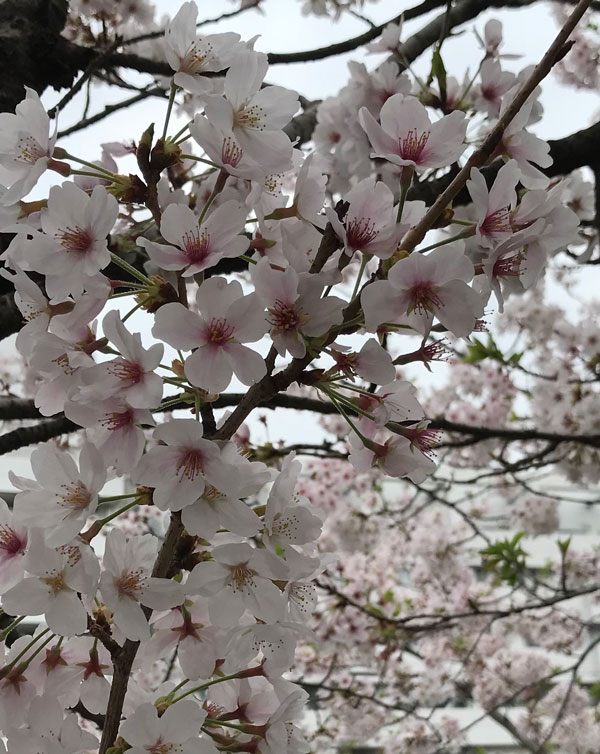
[225,50,268,106]
[153,417,206,447]
[2,577,49,617]
[113,598,150,641]
[346,177,395,230]
[436,280,485,337]
[246,580,286,623]
[252,258,298,307]
[141,577,183,610]
[162,700,206,743]
[466,167,491,220]
[203,200,248,247]
[234,127,293,172]
[46,590,88,636]
[137,237,188,270]
[184,346,232,393]
[358,107,398,157]
[425,244,474,285]
[225,342,266,386]
[159,203,199,247]
[361,280,406,332]
[251,85,299,129]
[218,497,262,537]
[121,703,162,747]
[195,276,243,318]
[421,110,467,166]
[152,302,202,350]
[355,339,396,384]
[380,94,431,137]
[187,561,228,595]
[202,95,235,134]
[208,591,245,626]
[181,500,221,539]
[302,296,345,337]
[226,292,267,342]
[489,159,520,212]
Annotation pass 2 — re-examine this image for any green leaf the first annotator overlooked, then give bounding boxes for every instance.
[431,48,447,102]
[481,533,528,586]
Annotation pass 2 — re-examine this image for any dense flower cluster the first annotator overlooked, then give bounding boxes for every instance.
[0,2,596,754]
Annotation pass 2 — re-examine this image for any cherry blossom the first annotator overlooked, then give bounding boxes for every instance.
[361,244,485,337]
[358,93,467,172]
[152,277,267,393]
[0,87,58,205]
[99,529,182,641]
[138,200,248,277]
[164,1,242,94]
[186,542,289,626]
[252,258,345,358]
[10,441,106,547]
[131,418,242,511]
[120,700,207,754]
[202,50,298,171]
[0,497,28,594]
[2,533,99,636]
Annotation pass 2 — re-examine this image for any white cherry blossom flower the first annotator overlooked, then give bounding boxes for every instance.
[0,497,28,594]
[141,599,221,680]
[153,277,267,393]
[187,542,289,626]
[2,533,99,636]
[10,442,106,547]
[361,245,485,337]
[28,182,117,301]
[138,200,248,278]
[263,454,324,554]
[75,310,164,409]
[467,159,521,248]
[121,700,209,754]
[359,93,467,172]
[132,419,241,511]
[203,50,298,171]
[164,1,242,95]
[181,443,269,539]
[64,397,155,475]
[326,177,404,259]
[252,258,345,358]
[0,87,57,205]
[99,530,182,641]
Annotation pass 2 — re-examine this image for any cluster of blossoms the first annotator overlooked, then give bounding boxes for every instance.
[0,1,595,754]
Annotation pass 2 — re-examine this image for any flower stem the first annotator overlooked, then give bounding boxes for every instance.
[350,253,370,302]
[162,82,178,140]
[0,615,25,642]
[198,170,227,225]
[417,227,475,254]
[110,253,154,286]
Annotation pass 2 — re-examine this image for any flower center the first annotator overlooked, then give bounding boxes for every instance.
[408,282,443,314]
[205,317,235,345]
[233,104,266,131]
[181,40,214,74]
[0,525,26,556]
[481,206,512,236]
[42,570,66,595]
[493,252,524,278]
[182,229,210,264]
[148,741,174,754]
[101,408,135,432]
[399,129,430,162]
[176,448,205,480]
[16,134,46,165]
[229,562,257,594]
[346,217,378,250]
[268,300,307,333]
[116,568,146,599]
[56,226,94,254]
[108,360,144,385]
[221,136,243,168]
[52,353,75,375]
[59,482,92,512]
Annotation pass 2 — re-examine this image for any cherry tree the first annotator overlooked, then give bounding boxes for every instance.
[0,1,599,754]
